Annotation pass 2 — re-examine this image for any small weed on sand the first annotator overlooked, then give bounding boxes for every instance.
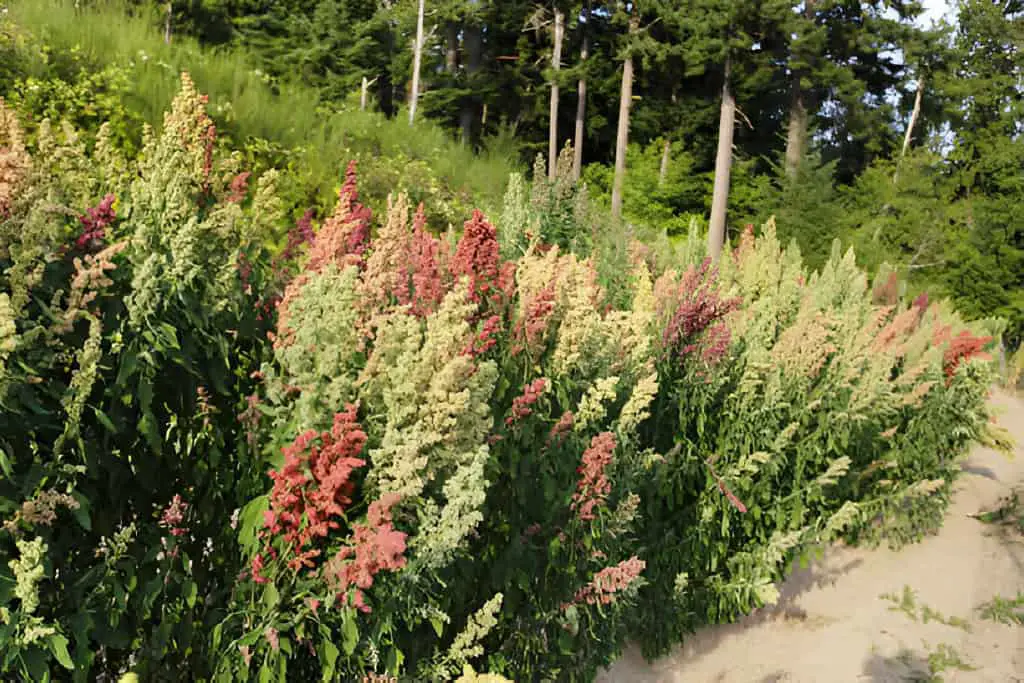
[880,586,972,631]
[976,592,1024,626]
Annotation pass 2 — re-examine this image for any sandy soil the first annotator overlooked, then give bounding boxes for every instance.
[598,390,1024,683]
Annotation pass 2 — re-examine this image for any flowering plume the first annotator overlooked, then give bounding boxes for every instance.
[571,432,616,521]
[0,99,31,218]
[325,493,407,613]
[548,411,575,446]
[361,193,413,313]
[159,494,189,537]
[465,314,502,357]
[570,556,646,606]
[226,171,251,203]
[76,194,117,251]
[305,161,373,272]
[450,210,514,308]
[660,259,741,365]
[56,241,128,335]
[260,404,368,571]
[409,203,449,316]
[940,329,992,380]
[506,378,547,426]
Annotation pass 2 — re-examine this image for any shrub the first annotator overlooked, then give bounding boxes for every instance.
[0,74,278,680]
[0,76,1005,681]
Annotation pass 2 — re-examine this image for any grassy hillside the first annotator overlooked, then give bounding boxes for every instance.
[1,0,517,223]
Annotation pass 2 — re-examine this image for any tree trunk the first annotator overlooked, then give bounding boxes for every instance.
[409,0,425,126]
[446,22,459,73]
[707,60,735,261]
[572,5,590,181]
[784,0,816,178]
[548,8,565,179]
[901,75,925,158]
[461,24,483,145]
[164,2,172,44]
[611,14,638,220]
[784,89,808,178]
[659,138,671,187]
[361,77,369,111]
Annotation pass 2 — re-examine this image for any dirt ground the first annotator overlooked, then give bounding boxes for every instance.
[598,390,1024,683]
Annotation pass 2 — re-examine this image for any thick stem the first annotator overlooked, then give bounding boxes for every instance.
[707,61,735,261]
[409,0,425,126]
[164,2,172,44]
[361,77,369,111]
[548,8,565,180]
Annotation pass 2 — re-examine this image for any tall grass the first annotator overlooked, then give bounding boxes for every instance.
[4,0,517,216]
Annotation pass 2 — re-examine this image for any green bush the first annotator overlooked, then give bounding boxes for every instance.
[0,77,1005,681]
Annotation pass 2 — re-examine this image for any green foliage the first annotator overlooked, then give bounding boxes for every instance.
[0,78,275,680]
[1,0,517,223]
[0,75,1004,681]
[976,592,1024,626]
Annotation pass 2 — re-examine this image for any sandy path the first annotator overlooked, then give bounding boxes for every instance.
[599,390,1024,683]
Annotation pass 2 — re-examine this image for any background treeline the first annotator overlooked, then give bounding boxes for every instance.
[1,0,1021,346]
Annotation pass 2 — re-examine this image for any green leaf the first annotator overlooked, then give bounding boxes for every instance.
[237,495,269,553]
[138,411,161,454]
[184,580,198,608]
[263,582,280,609]
[70,491,91,531]
[320,639,339,682]
[48,633,74,669]
[429,615,444,638]
[342,610,358,656]
[91,406,117,434]
[0,447,12,480]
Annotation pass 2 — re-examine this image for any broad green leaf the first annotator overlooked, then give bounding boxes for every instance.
[320,639,339,682]
[70,491,91,531]
[342,610,358,656]
[91,406,117,434]
[263,582,280,609]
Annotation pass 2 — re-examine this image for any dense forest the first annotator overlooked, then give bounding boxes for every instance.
[120,0,1024,346]
[0,1,1020,681]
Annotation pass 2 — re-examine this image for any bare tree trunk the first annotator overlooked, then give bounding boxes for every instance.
[784,0,815,178]
[572,40,589,181]
[572,3,590,181]
[409,0,425,126]
[659,138,671,187]
[611,14,638,220]
[361,77,369,111]
[901,75,925,158]
[461,24,483,145]
[784,89,808,178]
[548,8,565,179]
[446,22,459,73]
[164,2,172,44]
[707,59,735,261]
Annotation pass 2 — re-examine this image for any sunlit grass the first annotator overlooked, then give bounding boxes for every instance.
[5,0,517,216]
